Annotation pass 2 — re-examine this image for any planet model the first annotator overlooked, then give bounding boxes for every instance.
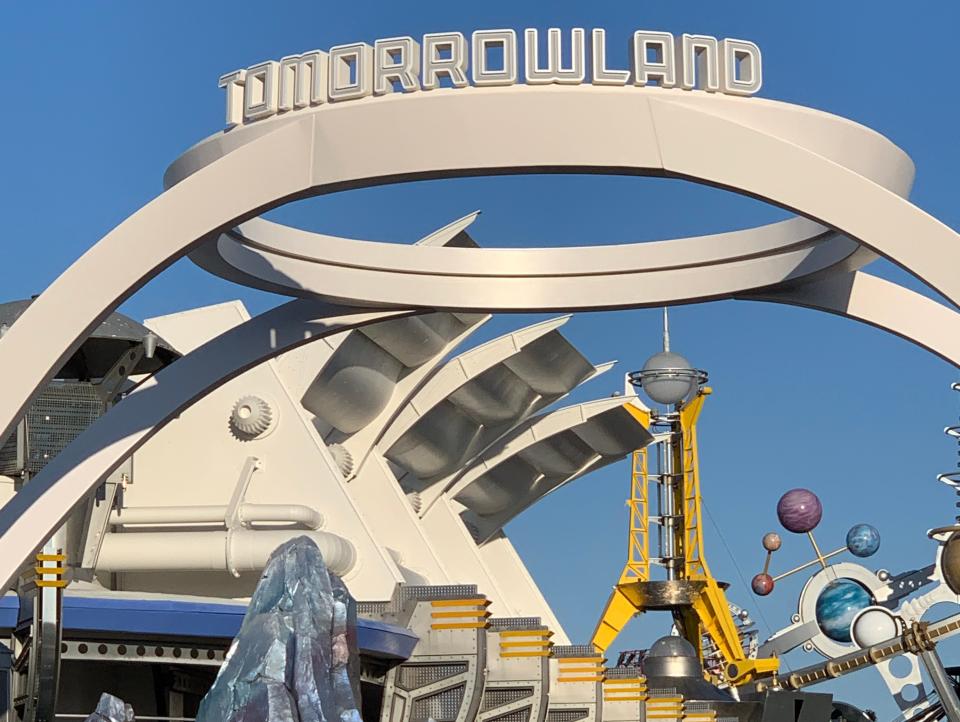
[762,532,782,552]
[942,532,960,594]
[845,524,881,558]
[777,488,823,533]
[815,579,873,643]
[751,573,774,596]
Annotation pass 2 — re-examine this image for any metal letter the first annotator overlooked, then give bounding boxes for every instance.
[471,29,518,87]
[218,69,247,128]
[328,43,374,102]
[422,32,469,90]
[677,34,720,91]
[591,29,629,86]
[720,38,763,96]
[279,51,328,110]
[243,61,280,122]
[632,31,677,88]
[374,36,421,95]
[524,28,585,85]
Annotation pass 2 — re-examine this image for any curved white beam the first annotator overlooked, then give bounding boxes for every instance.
[740,271,960,368]
[0,301,406,592]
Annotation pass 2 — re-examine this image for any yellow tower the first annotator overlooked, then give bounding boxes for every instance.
[590,311,777,686]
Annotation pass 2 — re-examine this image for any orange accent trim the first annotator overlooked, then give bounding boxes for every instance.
[497,629,553,638]
[558,675,604,683]
[431,621,489,630]
[431,610,491,619]
[430,598,490,607]
[35,580,67,588]
[500,640,552,648]
[36,554,65,562]
[604,679,646,685]
[35,567,66,575]
[604,696,648,702]
[501,650,553,658]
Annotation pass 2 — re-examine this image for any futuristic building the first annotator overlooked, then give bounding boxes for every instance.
[7,24,960,722]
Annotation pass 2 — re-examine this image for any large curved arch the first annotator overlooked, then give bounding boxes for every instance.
[4,83,960,591]
[0,85,928,447]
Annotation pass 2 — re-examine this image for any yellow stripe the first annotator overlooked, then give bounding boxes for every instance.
[557,675,604,683]
[431,621,489,630]
[500,641,552,648]
[604,696,648,702]
[35,580,68,588]
[501,650,553,658]
[604,678,646,685]
[431,598,490,607]
[36,554,65,562]
[557,656,604,664]
[559,667,604,674]
[431,610,491,619]
[35,567,66,575]
[498,629,553,638]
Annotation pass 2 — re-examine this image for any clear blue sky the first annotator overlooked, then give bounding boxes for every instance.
[3,2,960,716]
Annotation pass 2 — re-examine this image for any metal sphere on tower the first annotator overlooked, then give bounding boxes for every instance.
[762,532,782,552]
[751,573,774,596]
[776,488,823,533]
[845,523,881,558]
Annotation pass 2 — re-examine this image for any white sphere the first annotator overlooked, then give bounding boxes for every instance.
[851,607,898,648]
[640,351,696,405]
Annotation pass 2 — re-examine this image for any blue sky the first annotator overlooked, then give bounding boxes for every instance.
[4,1,960,716]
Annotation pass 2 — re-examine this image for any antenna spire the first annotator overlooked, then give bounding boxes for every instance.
[662,307,670,352]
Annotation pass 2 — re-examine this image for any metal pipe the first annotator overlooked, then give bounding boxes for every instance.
[920,648,960,722]
[771,547,846,582]
[109,504,323,530]
[662,427,676,580]
[96,529,355,576]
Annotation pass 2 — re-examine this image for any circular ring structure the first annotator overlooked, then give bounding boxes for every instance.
[165,85,922,311]
[3,81,960,598]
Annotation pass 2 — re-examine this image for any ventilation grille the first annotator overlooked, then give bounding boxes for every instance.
[551,645,597,658]
[409,683,465,721]
[604,667,643,679]
[481,688,533,712]
[647,687,678,697]
[546,709,589,722]
[397,663,467,691]
[0,382,105,476]
[389,584,480,613]
[489,617,543,631]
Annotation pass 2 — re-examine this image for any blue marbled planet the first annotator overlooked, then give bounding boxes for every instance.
[846,523,881,558]
[815,579,872,643]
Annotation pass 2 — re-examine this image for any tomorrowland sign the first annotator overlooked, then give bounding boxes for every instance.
[218,28,763,127]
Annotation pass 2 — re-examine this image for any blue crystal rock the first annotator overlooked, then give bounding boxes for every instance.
[196,536,362,722]
[83,692,135,722]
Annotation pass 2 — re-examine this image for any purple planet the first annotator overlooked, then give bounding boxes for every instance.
[777,488,822,533]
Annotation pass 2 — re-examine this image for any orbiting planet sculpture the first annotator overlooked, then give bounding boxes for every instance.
[815,578,873,643]
[777,488,823,534]
[845,523,880,558]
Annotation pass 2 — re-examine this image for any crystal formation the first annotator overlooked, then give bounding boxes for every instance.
[83,693,135,722]
[196,535,362,722]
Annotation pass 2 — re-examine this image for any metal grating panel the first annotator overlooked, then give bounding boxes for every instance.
[604,667,643,679]
[481,688,533,712]
[409,683,465,721]
[489,617,543,631]
[546,710,589,722]
[389,584,480,613]
[552,645,598,658]
[487,709,531,722]
[397,663,467,691]
[0,382,105,476]
[647,687,678,697]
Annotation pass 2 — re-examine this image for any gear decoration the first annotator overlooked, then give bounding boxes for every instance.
[229,396,274,440]
[327,443,354,478]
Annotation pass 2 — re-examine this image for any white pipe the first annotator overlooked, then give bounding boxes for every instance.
[109,504,323,530]
[96,529,356,576]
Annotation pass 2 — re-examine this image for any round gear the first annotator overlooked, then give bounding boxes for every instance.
[328,443,354,477]
[230,396,274,440]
